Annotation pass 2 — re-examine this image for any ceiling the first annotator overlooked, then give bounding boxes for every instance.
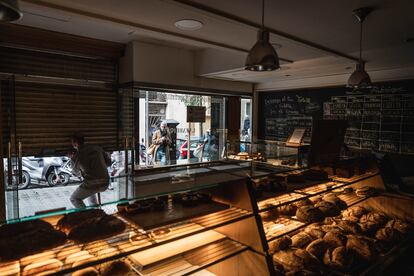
[12,0,414,90]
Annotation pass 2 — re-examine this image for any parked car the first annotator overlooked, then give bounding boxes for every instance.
[178,137,204,159]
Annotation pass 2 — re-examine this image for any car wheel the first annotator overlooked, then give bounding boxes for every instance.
[47,172,70,186]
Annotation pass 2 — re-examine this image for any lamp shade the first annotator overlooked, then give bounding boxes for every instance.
[347,62,372,88]
[0,0,22,22]
[245,29,280,71]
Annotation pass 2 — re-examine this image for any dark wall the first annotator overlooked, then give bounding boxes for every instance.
[258,80,414,155]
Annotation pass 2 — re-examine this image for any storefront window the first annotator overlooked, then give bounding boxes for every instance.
[137,90,226,167]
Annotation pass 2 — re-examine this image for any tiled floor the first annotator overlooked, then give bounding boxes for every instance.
[6,181,125,219]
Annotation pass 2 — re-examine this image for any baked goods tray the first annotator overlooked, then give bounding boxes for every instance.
[263,192,372,242]
[0,208,252,276]
[258,171,377,213]
[119,201,229,230]
[140,238,248,275]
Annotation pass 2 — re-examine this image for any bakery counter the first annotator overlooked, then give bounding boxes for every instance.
[0,204,253,276]
[261,172,414,275]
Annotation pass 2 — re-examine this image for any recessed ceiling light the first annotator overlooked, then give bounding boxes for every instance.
[174,19,203,31]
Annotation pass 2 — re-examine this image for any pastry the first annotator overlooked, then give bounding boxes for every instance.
[20,251,56,267]
[56,209,105,234]
[338,220,362,234]
[356,186,378,197]
[324,230,347,247]
[72,255,97,268]
[342,206,367,219]
[100,260,131,276]
[67,215,126,243]
[302,169,329,181]
[278,204,297,216]
[22,259,62,276]
[305,239,329,259]
[346,235,377,262]
[323,246,353,271]
[291,232,313,248]
[150,228,171,239]
[0,261,20,276]
[321,224,340,233]
[386,219,413,234]
[360,212,388,227]
[296,206,324,223]
[273,248,318,272]
[72,267,100,276]
[294,198,314,208]
[315,201,340,217]
[269,236,292,252]
[65,251,92,265]
[304,224,326,239]
[323,217,338,225]
[321,194,347,210]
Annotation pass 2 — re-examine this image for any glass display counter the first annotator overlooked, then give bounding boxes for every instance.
[1,157,411,275]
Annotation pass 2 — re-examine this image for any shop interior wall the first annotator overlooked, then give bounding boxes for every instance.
[257,79,414,159]
[119,41,251,94]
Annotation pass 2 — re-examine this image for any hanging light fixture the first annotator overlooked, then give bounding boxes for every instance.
[347,7,373,89]
[0,0,22,22]
[245,0,280,71]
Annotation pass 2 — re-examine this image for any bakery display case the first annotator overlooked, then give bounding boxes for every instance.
[227,140,309,169]
[1,158,413,275]
[0,160,270,276]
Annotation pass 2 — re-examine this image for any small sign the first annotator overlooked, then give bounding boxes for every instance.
[187,106,206,122]
[286,128,306,147]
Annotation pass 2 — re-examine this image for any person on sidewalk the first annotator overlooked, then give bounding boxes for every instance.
[69,133,111,208]
[151,121,172,166]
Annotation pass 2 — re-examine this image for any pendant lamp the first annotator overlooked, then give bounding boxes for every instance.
[347,7,372,89]
[245,0,280,71]
[0,0,22,22]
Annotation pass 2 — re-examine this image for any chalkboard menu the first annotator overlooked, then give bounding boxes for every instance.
[258,80,414,155]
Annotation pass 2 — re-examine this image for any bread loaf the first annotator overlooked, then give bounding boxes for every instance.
[291,232,313,248]
[338,220,362,234]
[360,212,388,226]
[261,205,279,221]
[296,206,324,223]
[294,198,314,208]
[360,222,381,236]
[0,261,20,276]
[67,215,126,243]
[375,227,402,244]
[65,251,92,265]
[278,204,297,216]
[273,248,318,272]
[56,209,105,234]
[346,235,377,262]
[269,236,292,252]
[304,224,326,239]
[342,206,367,219]
[323,246,353,271]
[315,201,340,217]
[305,239,329,259]
[324,230,347,247]
[386,219,413,234]
[321,194,347,210]
[22,259,62,275]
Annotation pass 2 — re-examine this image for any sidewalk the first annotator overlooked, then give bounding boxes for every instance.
[6,182,123,219]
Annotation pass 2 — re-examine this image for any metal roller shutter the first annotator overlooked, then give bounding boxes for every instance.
[13,82,118,156]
